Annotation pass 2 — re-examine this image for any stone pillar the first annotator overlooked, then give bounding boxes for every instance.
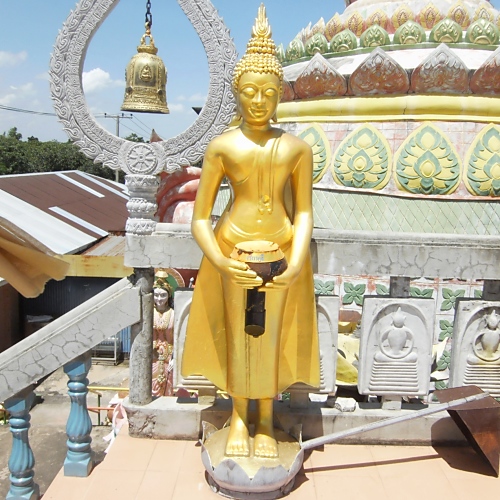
[5,386,39,500]
[125,173,158,406]
[129,268,155,406]
[63,352,94,477]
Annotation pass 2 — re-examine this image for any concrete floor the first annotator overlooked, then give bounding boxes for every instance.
[44,429,499,500]
[2,363,499,499]
[0,362,130,499]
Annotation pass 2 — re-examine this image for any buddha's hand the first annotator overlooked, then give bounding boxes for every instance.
[216,257,263,289]
[262,265,300,291]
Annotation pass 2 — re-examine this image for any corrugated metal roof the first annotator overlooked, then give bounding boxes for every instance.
[0,172,129,255]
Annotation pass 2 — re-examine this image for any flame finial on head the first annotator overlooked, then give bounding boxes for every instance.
[232,4,283,95]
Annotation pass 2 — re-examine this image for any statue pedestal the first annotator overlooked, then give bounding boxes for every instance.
[201,424,303,499]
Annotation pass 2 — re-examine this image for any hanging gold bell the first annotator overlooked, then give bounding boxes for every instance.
[121,26,169,114]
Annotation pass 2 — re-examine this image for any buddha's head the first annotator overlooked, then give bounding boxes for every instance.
[232,5,283,124]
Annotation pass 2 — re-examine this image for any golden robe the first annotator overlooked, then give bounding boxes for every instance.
[181,214,320,398]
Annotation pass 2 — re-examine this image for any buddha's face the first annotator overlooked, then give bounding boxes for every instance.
[237,71,280,127]
[154,288,170,310]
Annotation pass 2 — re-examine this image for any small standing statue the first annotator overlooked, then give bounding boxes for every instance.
[182,4,320,460]
[152,270,176,397]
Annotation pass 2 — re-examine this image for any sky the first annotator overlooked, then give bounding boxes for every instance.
[1,1,500,143]
[0,0,344,142]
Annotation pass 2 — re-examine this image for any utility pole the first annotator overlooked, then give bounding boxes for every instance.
[104,113,132,182]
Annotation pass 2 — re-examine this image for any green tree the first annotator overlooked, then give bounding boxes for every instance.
[0,127,122,181]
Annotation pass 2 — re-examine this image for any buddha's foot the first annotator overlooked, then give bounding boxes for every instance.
[225,424,250,457]
[254,433,279,458]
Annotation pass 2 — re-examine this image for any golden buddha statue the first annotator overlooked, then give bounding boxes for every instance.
[182,5,320,459]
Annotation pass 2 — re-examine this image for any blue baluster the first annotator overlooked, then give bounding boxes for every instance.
[63,352,94,477]
[5,386,40,500]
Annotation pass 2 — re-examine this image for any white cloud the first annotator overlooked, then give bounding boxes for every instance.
[0,94,16,105]
[186,92,207,103]
[0,51,27,68]
[10,83,35,93]
[82,68,122,94]
[36,72,50,81]
[168,103,185,113]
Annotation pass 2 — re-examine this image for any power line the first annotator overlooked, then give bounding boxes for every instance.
[0,104,57,116]
[131,114,154,134]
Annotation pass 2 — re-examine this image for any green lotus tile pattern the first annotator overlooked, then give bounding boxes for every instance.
[376,283,390,296]
[314,279,335,295]
[439,319,454,341]
[440,288,466,310]
[299,125,331,183]
[465,18,499,45]
[436,350,451,371]
[395,124,461,195]
[330,29,358,52]
[342,282,366,305]
[394,20,427,45]
[430,18,463,43]
[465,124,500,197]
[410,287,434,298]
[360,24,390,47]
[286,38,306,61]
[311,189,500,235]
[333,124,391,190]
[306,33,329,56]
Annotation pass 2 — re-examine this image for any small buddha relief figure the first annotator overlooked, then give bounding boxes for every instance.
[467,310,500,365]
[462,309,500,398]
[182,5,320,460]
[370,307,418,392]
[152,270,177,397]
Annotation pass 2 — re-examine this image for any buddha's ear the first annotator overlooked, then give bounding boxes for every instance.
[272,111,278,123]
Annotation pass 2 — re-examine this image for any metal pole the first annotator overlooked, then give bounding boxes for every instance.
[301,392,490,451]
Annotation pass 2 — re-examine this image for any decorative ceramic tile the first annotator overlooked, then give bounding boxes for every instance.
[395,123,461,195]
[449,300,500,398]
[366,9,390,32]
[299,124,332,183]
[310,18,326,37]
[448,1,470,28]
[436,283,467,312]
[392,4,416,31]
[349,48,409,96]
[325,13,344,41]
[360,25,390,48]
[294,53,347,99]
[465,18,499,45]
[330,29,357,53]
[411,44,469,94]
[305,33,329,56]
[470,46,500,94]
[286,38,305,62]
[340,278,367,309]
[358,298,435,396]
[429,19,463,43]
[281,78,295,103]
[418,3,443,29]
[311,189,500,234]
[473,6,495,22]
[464,123,500,196]
[332,123,391,189]
[346,11,365,37]
[394,20,426,45]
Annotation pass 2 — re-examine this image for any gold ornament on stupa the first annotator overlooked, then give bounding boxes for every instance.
[121,1,169,114]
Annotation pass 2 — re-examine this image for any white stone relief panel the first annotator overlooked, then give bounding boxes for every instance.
[449,299,500,398]
[358,297,435,397]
